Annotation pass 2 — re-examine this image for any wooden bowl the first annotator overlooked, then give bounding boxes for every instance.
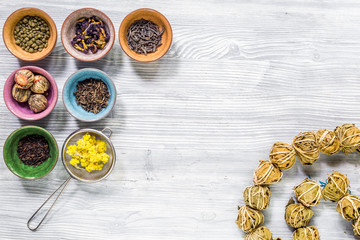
[61,8,115,62]
[119,8,172,62]
[3,8,57,61]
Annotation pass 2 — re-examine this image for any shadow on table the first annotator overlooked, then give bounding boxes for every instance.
[130,43,179,81]
[74,45,123,72]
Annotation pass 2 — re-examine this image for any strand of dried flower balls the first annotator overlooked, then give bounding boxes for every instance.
[236,123,360,239]
[321,171,360,238]
[284,178,322,240]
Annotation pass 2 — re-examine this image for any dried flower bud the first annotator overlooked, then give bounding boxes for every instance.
[322,172,350,202]
[336,194,360,221]
[335,124,360,154]
[253,160,283,185]
[235,205,264,233]
[269,142,296,170]
[12,84,31,102]
[30,75,49,93]
[244,225,272,240]
[285,199,314,228]
[353,217,360,237]
[316,129,341,155]
[14,69,34,89]
[292,226,320,240]
[243,185,271,210]
[292,131,320,166]
[293,178,322,207]
[28,94,47,113]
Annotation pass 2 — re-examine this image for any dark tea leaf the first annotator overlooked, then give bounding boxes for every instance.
[17,134,50,167]
[74,78,110,114]
[126,18,164,55]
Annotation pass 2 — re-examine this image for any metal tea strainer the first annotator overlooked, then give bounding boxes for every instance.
[27,127,116,231]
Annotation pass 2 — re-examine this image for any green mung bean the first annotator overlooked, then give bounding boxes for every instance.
[13,15,50,53]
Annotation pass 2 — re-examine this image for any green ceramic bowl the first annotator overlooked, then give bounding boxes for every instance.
[3,125,59,180]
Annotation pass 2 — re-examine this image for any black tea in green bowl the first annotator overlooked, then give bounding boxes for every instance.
[3,126,58,180]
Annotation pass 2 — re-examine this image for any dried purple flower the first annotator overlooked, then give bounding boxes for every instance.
[71,16,109,54]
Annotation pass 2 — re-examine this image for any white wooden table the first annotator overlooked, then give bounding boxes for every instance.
[1,0,360,239]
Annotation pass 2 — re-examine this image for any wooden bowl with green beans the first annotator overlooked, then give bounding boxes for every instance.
[3,7,57,61]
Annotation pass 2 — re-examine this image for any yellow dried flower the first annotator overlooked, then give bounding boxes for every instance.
[353,217,360,237]
[235,205,264,233]
[244,225,272,240]
[292,131,320,166]
[315,129,341,155]
[322,172,350,202]
[285,199,314,228]
[243,185,271,210]
[292,226,320,240]
[336,194,360,221]
[253,160,283,185]
[66,133,109,173]
[269,142,296,170]
[293,178,322,207]
[335,124,360,154]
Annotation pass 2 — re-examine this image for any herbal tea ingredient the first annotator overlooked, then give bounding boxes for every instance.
[14,15,50,53]
[71,16,109,54]
[17,134,50,166]
[12,84,31,102]
[74,78,110,114]
[31,75,49,93]
[126,18,164,55]
[28,94,47,113]
[66,133,109,172]
[11,69,49,113]
[15,69,34,89]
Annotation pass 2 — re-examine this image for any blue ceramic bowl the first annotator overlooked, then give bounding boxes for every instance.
[63,68,116,122]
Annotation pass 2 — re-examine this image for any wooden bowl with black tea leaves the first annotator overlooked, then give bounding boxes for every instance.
[3,125,59,180]
[119,8,173,62]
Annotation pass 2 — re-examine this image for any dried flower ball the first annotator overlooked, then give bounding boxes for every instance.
[28,94,47,113]
[253,160,283,185]
[353,217,360,237]
[315,129,341,155]
[285,199,314,228]
[269,142,296,170]
[244,225,272,240]
[235,205,264,233]
[335,124,360,154]
[292,131,320,166]
[243,185,271,210]
[30,75,49,93]
[322,172,350,202]
[293,178,322,207]
[14,69,34,89]
[292,226,320,240]
[336,194,360,221]
[12,84,31,102]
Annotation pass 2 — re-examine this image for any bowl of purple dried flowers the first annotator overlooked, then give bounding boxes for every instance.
[61,8,115,61]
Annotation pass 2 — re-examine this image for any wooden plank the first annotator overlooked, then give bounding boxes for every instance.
[0,0,360,239]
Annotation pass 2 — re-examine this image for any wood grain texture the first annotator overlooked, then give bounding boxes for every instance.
[1,0,360,239]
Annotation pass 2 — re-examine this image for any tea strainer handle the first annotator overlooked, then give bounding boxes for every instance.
[102,127,112,138]
[27,176,72,231]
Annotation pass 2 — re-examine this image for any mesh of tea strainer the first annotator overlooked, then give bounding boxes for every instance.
[61,128,116,182]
